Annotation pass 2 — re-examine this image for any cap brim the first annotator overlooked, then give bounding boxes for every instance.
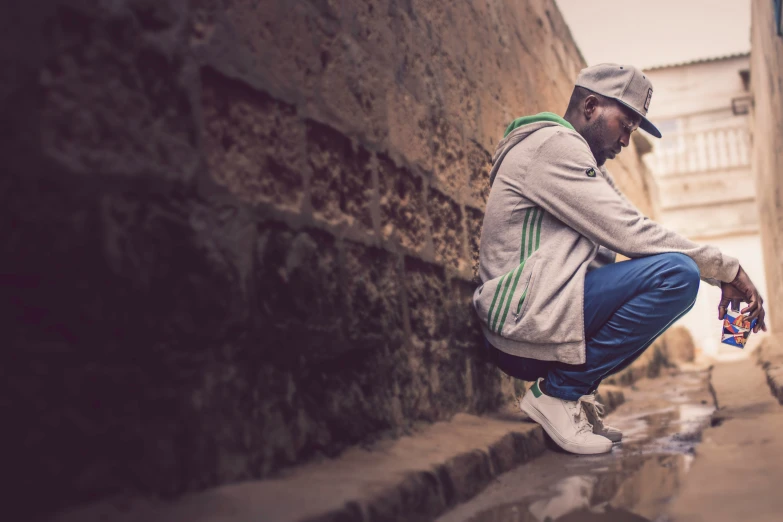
[615,98,662,138]
[639,118,662,139]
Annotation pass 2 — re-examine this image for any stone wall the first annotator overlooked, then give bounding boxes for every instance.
[751,0,783,332]
[2,0,653,518]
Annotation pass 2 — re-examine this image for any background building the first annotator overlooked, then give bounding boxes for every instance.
[643,53,769,357]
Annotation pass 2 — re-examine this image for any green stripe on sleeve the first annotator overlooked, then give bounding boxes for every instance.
[486,273,508,329]
[526,208,538,258]
[491,207,546,335]
[514,209,544,318]
[497,260,526,335]
[519,208,532,263]
[535,209,544,250]
[491,270,515,332]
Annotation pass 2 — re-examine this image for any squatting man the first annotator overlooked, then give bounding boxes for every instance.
[473,63,767,454]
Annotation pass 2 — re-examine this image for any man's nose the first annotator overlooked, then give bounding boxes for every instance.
[619,133,630,148]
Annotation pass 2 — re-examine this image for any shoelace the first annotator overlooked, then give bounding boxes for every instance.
[566,398,595,435]
[578,394,606,431]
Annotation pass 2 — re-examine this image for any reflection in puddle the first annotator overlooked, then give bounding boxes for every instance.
[466,454,690,522]
[457,372,714,522]
[528,476,596,520]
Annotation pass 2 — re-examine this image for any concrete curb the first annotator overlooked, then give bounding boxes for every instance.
[51,388,625,522]
[355,426,546,522]
[51,416,547,522]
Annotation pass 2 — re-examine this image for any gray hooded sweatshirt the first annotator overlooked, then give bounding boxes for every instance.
[473,114,739,364]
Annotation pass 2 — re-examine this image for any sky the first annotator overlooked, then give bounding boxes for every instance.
[555,0,751,69]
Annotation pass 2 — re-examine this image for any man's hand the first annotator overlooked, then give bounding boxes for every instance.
[719,265,767,333]
[718,283,744,318]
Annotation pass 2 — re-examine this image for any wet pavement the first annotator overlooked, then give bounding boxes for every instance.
[436,369,715,522]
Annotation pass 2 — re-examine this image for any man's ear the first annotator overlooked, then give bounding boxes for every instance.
[583,95,599,120]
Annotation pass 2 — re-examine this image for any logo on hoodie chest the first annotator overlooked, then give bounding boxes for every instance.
[586,168,596,177]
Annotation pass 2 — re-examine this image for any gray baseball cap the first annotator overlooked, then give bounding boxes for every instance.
[575,63,662,139]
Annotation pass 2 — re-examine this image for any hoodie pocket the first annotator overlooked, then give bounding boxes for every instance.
[512,271,534,323]
[489,259,537,336]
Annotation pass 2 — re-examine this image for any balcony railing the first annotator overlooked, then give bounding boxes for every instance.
[644,126,750,177]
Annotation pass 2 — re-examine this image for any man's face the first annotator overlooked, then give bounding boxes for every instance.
[581,100,642,166]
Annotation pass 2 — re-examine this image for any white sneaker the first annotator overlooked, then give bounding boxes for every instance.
[581,393,623,442]
[520,378,613,455]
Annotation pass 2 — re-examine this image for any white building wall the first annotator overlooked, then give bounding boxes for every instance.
[644,55,769,357]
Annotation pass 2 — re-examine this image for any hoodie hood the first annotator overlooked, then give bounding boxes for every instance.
[490,112,576,186]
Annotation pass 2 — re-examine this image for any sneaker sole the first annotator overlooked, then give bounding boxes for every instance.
[521,396,613,455]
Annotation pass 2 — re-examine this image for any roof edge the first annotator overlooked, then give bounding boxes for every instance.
[643,51,751,72]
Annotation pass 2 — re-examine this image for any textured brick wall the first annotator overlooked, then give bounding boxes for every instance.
[2,0,653,517]
[751,0,783,331]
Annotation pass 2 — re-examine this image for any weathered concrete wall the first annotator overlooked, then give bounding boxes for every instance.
[750,0,783,332]
[2,0,653,517]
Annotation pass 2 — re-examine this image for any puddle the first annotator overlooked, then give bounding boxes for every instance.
[437,371,715,522]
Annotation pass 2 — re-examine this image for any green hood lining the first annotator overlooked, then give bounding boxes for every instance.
[503,112,575,138]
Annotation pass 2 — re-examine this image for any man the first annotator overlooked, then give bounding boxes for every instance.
[473,63,767,455]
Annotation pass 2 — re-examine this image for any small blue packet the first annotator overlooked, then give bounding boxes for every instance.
[721,309,758,348]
